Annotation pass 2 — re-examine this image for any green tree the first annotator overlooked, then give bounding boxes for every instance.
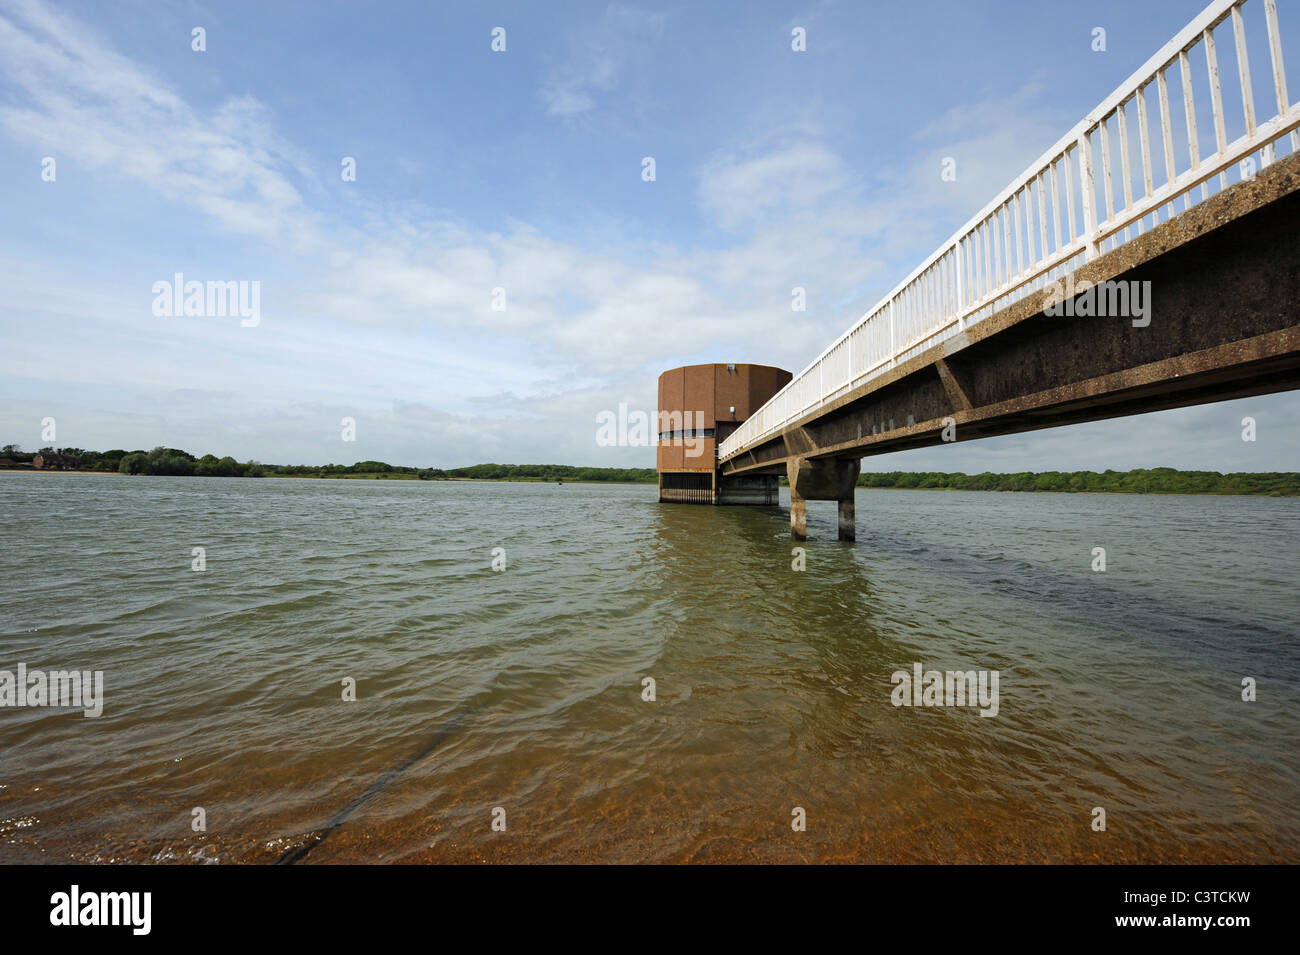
[119,453,147,475]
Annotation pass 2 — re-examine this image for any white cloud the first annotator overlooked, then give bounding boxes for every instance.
[540,4,666,118]
[698,141,849,228]
[0,0,316,245]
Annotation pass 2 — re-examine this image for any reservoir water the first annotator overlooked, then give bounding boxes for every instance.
[1,473,1296,863]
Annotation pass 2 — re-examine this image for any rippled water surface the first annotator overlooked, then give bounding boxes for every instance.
[0,472,1296,863]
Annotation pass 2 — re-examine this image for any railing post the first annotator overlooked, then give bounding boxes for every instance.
[1078,132,1100,261]
[1263,0,1300,154]
[954,242,965,330]
[889,297,897,367]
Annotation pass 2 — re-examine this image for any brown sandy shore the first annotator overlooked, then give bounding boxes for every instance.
[1,800,1276,865]
[4,755,1288,865]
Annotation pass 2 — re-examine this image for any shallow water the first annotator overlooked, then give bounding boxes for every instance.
[0,472,1295,863]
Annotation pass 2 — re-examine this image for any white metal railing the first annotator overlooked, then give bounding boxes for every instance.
[719,0,1300,461]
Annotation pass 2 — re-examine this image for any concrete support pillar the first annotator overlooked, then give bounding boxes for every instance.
[838,497,855,541]
[790,494,807,540]
[787,455,862,541]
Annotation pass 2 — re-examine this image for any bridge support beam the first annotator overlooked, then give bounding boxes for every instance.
[786,456,861,541]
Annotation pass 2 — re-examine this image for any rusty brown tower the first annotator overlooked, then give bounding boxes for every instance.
[656,362,791,505]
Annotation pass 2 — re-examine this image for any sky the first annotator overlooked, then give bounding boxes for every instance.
[0,0,1296,472]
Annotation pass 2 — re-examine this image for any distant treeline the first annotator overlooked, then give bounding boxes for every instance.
[269,461,657,482]
[0,445,656,483]
[4,445,1294,494]
[856,468,1299,496]
[2,444,268,477]
[431,463,656,483]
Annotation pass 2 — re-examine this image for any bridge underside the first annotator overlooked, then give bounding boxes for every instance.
[720,151,1300,538]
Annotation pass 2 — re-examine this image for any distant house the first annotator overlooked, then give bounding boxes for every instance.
[31,450,80,470]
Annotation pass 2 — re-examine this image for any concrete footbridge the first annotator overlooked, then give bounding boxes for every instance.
[657,0,1300,538]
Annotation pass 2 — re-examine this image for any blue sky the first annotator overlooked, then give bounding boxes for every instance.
[0,0,1296,471]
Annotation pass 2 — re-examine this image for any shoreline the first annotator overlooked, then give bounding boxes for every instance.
[0,467,654,487]
[1,467,1295,497]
